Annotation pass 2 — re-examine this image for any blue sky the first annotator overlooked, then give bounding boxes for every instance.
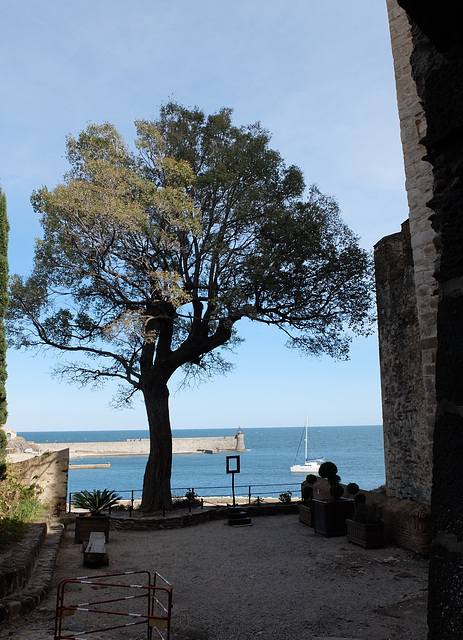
[1,1,408,432]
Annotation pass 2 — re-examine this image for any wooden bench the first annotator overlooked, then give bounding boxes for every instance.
[83,531,109,567]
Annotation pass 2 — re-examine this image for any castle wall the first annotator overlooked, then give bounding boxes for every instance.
[375,221,430,501]
[9,449,69,516]
[376,0,438,503]
[394,0,463,633]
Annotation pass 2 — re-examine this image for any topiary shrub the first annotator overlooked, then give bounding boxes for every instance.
[319,461,344,501]
[306,473,318,485]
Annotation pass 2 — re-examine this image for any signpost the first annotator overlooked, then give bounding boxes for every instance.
[226,455,240,507]
[226,454,251,526]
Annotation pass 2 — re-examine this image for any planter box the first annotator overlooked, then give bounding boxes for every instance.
[346,519,385,549]
[298,504,314,527]
[75,515,110,544]
[313,498,354,537]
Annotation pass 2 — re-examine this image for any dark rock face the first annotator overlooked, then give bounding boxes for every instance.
[396,2,463,637]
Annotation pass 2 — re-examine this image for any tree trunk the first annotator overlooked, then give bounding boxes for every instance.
[140,382,173,512]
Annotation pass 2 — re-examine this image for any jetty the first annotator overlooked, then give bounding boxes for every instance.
[33,429,245,459]
[69,463,111,469]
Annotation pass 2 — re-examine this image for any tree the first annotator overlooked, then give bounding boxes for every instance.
[0,186,8,429]
[7,103,374,511]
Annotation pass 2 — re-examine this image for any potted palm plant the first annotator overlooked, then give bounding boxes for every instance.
[72,488,121,543]
[312,462,354,537]
[345,483,385,548]
[299,473,318,527]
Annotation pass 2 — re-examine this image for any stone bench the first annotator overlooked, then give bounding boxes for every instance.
[83,531,108,567]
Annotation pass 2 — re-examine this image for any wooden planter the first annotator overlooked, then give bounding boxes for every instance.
[313,498,355,537]
[298,504,314,527]
[74,514,110,544]
[346,519,385,549]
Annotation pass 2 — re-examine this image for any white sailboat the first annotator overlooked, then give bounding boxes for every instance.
[290,416,324,474]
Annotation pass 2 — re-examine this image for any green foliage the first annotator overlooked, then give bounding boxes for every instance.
[346,482,360,496]
[0,518,25,552]
[318,461,338,482]
[8,103,374,392]
[0,187,8,427]
[0,428,7,480]
[329,484,345,500]
[0,470,44,551]
[7,103,375,511]
[8,498,45,522]
[302,485,313,506]
[278,491,292,504]
[353,502,381,524]
[184,489,201,504]
[319,461,344,501]
[346,481,367,508]
[71,488,122,514]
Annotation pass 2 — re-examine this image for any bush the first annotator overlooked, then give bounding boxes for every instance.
[279,491,292,504]
[318,461,338,481]
[0,518,25,552]
[302,485,313,506]
[353,502,381,524]
[346,482,359,496]
[319,461,344,500]
[72,488,122,515]
[0,469,45,551]
[184,489,201,505]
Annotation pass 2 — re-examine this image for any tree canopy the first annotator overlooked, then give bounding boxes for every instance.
[7,103,374,510]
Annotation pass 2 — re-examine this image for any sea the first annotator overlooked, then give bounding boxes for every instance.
[18,426,385,502]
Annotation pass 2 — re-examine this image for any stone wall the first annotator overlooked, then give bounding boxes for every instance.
[375,0,438,504]
[9,450,69,516]
[394,0,463,635]
[374,221,431,502]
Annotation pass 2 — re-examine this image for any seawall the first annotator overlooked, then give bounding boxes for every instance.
[32,430,245,459]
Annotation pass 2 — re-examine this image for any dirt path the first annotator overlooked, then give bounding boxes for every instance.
[1,514,428,640]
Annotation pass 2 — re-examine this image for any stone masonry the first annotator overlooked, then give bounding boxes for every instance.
[9,450,69,516]
[375,221,429,501]
[375,1,438,504]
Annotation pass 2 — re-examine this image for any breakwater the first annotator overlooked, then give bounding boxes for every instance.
[33,429,245,459]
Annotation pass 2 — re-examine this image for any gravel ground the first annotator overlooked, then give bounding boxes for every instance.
[1,513,429,640]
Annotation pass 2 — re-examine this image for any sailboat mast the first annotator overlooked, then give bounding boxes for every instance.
[304,414,308,462]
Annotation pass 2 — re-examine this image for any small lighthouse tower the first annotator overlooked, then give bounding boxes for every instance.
[235,428,245,451]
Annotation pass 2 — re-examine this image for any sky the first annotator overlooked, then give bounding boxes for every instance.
[1,1,408,432]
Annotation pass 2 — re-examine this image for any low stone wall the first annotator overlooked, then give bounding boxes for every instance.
[0,524,47,601]
[110,502,298,532]
[9,450,69,516]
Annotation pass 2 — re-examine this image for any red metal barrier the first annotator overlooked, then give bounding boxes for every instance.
[54,570,173,640]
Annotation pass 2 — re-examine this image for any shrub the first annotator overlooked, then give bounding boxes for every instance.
[318,461,344,501]
[353,502,381,524]
[279,491,292,504]
[72,488,122,515]
[0,470,45,551]
[184,489,201,505]
[346,482,359,496]
[302,485,313,506]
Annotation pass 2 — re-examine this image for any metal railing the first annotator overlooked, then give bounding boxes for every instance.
[68,483,303,515]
